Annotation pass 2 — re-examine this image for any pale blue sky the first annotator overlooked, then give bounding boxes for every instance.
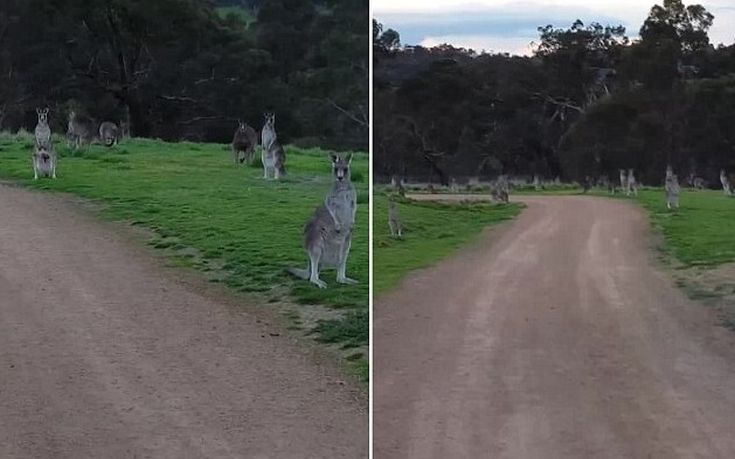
[374,1,735,55]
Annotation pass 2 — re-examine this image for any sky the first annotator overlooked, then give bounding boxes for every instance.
[373,0,735,55]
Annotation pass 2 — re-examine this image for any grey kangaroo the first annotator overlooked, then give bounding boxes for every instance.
[626,169,638,196]
[720,169,732,196]
[67,110,94,149]
[491,175,509,203]
[34,107,51,148]
[32,143,57,180]
[261,112,277,152]
[232,120,258,165]
[261,113,286,178]
[388,199,403,238]
[98,121,120,147]
[665,166,680,210]
[619,169,628,193]
[287,153,357,288]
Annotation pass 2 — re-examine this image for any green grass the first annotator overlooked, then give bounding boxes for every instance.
[631,189,735,267]
[0,133,368,379]
[373,193,522,295]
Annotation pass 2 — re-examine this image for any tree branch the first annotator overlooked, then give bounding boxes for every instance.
[325,98,368,127]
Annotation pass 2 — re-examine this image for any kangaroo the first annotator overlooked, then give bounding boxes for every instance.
[491,175,509,203]
[32,143,57,180]
[665,166,680,210]
[582,176,592,194]
[261,113,286,179]
[626,169,638,196]
[720,169,732,196]
[119,119,131,140]
[261,112,277,152]
[287,153,357,288]
[67,110,94,149]
[391,175,406,197]
[388,200,403,238]
[262,140,286,179]
[619,169,628,194]
[99,121,120,147]
[231,120,258,165]
[34,107,51,148]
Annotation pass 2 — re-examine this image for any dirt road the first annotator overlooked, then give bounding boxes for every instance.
[0,185,366,459]
[374,195,735,458]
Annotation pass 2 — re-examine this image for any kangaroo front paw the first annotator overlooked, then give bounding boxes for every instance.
[310,278,327,289]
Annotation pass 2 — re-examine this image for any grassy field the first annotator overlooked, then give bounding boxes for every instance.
[619,188,735,267]
[373,192,522,295]
[0,133,368,380]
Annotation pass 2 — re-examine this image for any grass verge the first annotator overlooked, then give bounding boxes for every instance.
[373,191,522,296]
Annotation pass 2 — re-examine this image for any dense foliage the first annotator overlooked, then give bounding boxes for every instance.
[374,0,735,186]
[0,0,368,150]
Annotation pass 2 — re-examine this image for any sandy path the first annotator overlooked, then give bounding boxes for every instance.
[0,184,367,459]
[374,194,735,459]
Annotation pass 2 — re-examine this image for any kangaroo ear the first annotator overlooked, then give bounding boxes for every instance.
[345,153,353,164]
[329,152,338,163]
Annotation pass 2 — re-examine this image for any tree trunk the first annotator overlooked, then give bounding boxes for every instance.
[423,153,449,186]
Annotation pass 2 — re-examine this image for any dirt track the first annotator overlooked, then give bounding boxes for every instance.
[375,194,735,458]
[0,184,366,459]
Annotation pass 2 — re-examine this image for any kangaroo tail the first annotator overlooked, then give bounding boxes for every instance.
[286,266,309,279]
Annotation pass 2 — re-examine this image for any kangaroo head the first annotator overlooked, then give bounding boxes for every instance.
[263,112,275,128]
[36,107,49,123]
[237,119,247,132]
[330,152,352,182]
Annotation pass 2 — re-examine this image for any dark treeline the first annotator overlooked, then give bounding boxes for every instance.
[374,0,735,186]
[0,0,368,150]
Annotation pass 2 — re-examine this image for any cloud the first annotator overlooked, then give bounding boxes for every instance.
[374,0,735,54]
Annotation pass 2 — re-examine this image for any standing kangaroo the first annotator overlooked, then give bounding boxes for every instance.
[261,113,286,179]
[34,107,51,148]
[32,143,57,180]
[720,169,732,196]
[491,175,509,203]
[619,169,628,194]
[388,200,403,238]
[287,153,357,288]
[626,169,638,196]
[261,112,277,151]
[231,120,258,165]
[665,166,680,210]
[67,110,94,149]
[99,121,120,147]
